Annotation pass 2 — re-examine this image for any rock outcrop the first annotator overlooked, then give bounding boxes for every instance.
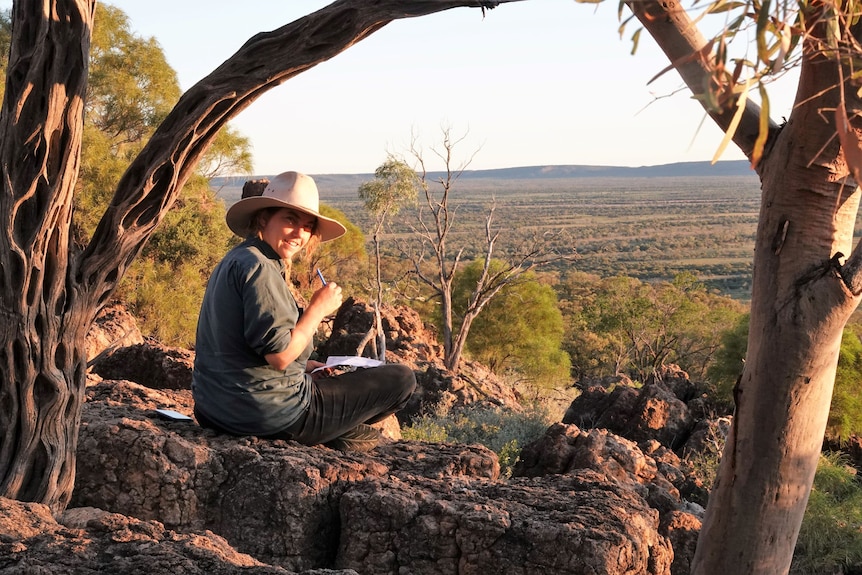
[0,303,726,575]
[63,380,675,574]
[0,497,305,575]
[86,303,144,362]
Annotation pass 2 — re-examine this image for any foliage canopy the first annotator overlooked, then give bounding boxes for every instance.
[452,258,571,388]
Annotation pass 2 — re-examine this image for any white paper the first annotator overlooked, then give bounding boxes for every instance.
[311,355,383,373]
[155,408,193,421]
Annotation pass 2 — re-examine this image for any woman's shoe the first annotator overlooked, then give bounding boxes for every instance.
[325,423,381,452]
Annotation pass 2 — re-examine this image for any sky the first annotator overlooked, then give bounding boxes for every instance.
[11,0,799,175]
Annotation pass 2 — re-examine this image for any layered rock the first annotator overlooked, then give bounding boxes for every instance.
[66,380,674,574]
[0,497,306,574]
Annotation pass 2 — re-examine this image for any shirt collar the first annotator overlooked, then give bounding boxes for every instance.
[246,236,283,263]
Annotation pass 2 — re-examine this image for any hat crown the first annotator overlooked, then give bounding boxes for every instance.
[263,171,320,213]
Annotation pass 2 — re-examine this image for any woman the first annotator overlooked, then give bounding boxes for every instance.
[192,171,416,452]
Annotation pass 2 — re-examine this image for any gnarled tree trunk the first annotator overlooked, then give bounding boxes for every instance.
[0,0,96,512]
[0,0,517,513]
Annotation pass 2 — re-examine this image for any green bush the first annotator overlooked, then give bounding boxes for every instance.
[706,313,749,405]
[402,403,555,477]
[451,259,572,388]
[558,271,745,382]
[792,453,862,574]
[828,330,862,442]
[115,177,236,347]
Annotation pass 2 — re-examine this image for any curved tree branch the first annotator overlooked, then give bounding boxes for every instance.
[77,0,522,309]
[626,0,774,167]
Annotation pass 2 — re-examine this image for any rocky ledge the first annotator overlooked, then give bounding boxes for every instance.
[0,302,719,575]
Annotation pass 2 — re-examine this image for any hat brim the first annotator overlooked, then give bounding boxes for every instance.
[225,196,347,242]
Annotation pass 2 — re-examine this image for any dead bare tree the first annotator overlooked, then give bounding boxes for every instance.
[404,127,571,373]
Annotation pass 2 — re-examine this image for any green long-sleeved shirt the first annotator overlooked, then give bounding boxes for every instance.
[192,237,311,436]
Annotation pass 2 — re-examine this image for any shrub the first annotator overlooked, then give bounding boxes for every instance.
[402,403,555,477]
[709,320,862,441]
[828,330,862,442]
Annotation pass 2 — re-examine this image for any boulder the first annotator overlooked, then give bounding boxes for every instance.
[90,340,195,390]
[337,471,673,575]
[660,510,702,575]
[513,423,679,503]
[512,423,703,575]
[86,303,144,362]
[563,379,694,450]
[0,496,311,574]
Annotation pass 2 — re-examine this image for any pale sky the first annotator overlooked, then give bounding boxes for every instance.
[14,0,800,175]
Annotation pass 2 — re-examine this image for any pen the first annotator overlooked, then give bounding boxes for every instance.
[316,268,327,286]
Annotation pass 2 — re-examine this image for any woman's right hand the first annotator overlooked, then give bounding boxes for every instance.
[266,283,343,372]
[309,282,343,317]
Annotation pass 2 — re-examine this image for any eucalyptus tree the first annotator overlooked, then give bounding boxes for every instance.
[623,0,862,570]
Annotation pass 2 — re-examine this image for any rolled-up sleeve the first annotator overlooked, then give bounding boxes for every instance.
[241,263,296,357]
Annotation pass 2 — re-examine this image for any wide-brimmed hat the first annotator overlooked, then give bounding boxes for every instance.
[225,171,347,242]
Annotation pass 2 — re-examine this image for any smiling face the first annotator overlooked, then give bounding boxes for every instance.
[258,207,318,260]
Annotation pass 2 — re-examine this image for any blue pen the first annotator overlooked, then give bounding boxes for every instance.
[316,268,327,286]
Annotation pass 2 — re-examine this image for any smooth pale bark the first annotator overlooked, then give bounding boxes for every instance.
[693,48,862,572]
[0,0,521,513]
[628,0,862,572]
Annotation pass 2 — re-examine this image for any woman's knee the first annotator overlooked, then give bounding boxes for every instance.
[391,364,417,394]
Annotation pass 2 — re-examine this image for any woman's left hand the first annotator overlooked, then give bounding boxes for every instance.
[306,359,326,372]
[306,359,335,379]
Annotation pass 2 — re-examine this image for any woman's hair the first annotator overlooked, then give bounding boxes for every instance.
[251,207,321,265]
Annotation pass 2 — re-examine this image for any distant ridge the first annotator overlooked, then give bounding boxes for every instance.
[450,160,755,179]
[220,160,754,183]
[213,160,757,202]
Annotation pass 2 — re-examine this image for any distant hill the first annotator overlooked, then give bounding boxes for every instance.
[211,160,756,203]
[449,160,754,179]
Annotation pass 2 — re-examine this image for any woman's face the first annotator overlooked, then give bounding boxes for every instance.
[259,208,317,260]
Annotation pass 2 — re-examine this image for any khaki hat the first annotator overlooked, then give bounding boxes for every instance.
[225,171,347,242]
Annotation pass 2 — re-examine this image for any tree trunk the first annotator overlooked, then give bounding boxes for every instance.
[0,0,96,512]
[0,0,523,513]
[441,279,455,367]
[447,310,475,372]
[373,227,386,362]
[691,30,862,573]
[626,0,862,571]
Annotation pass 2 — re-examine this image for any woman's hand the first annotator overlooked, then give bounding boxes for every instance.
[305,359,335,380]
[265,284,342,371]
[308,282,343,317]
[305,359,326,372]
